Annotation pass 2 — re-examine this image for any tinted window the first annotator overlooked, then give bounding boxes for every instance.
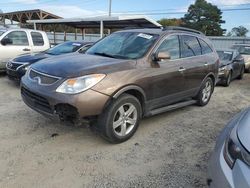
[4,31,29,46]
[217,51,233,61]
[87,32,159,59]
[31,32,44,46]
[46,42,83,55]
[181,35,201,58]
[199,39,213,54]
[156,35,180,60]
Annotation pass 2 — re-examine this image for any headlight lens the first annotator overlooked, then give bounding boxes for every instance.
[24,65,30,71]
[56,74,106,94]
[219,66,226,75]
[224,126,250,168]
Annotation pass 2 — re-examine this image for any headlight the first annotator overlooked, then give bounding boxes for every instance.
[224,126,250,168]
[218,66,226,75]
[24,65,30,71]
[56,74,106,94]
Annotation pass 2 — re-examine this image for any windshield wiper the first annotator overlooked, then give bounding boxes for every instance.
[93,52,116,58]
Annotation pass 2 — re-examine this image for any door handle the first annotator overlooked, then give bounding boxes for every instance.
[179,67,186,72]
[23,48,31,51]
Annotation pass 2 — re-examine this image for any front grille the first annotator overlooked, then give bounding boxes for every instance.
[6,61,22,70]
[21,87,53,114]
[29,69,60,85]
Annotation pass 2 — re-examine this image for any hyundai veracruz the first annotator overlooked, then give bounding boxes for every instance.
[21,27,219,143]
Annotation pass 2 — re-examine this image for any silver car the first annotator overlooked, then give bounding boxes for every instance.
[232,44,250,73]
[208,107,250,188]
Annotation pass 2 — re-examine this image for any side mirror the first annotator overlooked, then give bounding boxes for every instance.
[1,38,12,46]
[153,52,171,61]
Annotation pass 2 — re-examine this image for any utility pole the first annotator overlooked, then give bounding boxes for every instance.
[108,0,112,16]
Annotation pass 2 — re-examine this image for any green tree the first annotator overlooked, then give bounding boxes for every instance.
[181,0,225,36]
[157,18,183,27]
[231,26,249,37]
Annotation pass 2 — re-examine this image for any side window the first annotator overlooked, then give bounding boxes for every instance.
[180,35,201,58]
[4,31,29,46]
[156,35,180,60]
[199,39,213,54]
[31,32,44,46]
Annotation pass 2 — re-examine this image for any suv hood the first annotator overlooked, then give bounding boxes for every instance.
[31,53,136,78]
[13,52,51,64]
[237,108,250,152]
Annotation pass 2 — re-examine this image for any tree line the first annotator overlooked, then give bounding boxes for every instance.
[158,0,249,37]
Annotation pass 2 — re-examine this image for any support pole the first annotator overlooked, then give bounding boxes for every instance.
[33,22,37,30]
[100,21,104,39]
[75,28,77,41]
[108,0,112,16]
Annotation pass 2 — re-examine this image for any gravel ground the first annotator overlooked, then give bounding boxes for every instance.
[0,74,249,188]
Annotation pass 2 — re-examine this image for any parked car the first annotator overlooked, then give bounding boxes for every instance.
[208,107,250,188]
[21,27,219,143]
[232,44,250,73]
[6,41,93,81]
[0,29,50,72]
[217,49,245,86]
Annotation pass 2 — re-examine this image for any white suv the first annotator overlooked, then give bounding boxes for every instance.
[0,29,50,71]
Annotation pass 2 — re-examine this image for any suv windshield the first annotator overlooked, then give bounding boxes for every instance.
[217,51,233,61]
[86,32,159,59]
[232,45,250,55]
[46,42,83,55]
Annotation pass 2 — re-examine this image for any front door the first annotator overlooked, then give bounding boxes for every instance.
[0,30,31,63]
[146,35,187,109]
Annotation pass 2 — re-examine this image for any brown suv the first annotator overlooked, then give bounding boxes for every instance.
[21,27,219,143]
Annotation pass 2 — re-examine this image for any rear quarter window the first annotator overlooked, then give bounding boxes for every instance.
[180,35,202,58]
[199,39,213,54]
[31,32,44,46]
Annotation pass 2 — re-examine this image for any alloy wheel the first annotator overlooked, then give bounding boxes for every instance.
[112,103,138,137]
[202,81,212,103]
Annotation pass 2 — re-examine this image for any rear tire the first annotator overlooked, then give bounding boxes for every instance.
[196,77,214,106]
[96,94,142,143]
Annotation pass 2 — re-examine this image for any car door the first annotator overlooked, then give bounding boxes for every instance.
[231,51,242,78]
[0,30,31,62]
[179,35,210,93]
[30,31,47,53]
[146,35,188,109]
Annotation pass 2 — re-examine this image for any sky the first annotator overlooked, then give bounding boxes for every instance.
[1,0,250,35]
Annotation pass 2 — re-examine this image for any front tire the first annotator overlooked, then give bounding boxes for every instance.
[237,66,245,80]
[96,94,142,143]
[222,71,232,87]
[196,77,214,106]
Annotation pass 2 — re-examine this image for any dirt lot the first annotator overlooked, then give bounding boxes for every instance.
[0,74,249,188]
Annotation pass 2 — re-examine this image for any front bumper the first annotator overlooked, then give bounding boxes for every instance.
[6,68,25,81]
[21,75,111,120]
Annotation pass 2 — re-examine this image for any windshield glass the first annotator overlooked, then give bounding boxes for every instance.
[46,42,83,55]
[86,32,159,59]
[232,45,250,55]
[217,51,233,61]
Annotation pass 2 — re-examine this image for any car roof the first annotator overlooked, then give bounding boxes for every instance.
[216,49,237,53]
[116,27,204,37]
[232,43,250,47]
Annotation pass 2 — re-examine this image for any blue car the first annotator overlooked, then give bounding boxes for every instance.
[6,41,92,81]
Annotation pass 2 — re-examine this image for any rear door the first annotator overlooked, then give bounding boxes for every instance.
[30,31,47,53]
[0,30,31,63]
[179,35,211,92]
[147,35,187,108]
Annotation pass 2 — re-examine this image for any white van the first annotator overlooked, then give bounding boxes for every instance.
[0,29,50,71]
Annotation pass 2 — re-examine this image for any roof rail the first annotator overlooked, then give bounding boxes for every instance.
[162,26,204,35]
